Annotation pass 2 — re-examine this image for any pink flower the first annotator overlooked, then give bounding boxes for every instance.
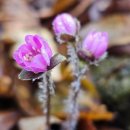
[13,35,53,73]
[79,31,108,61]
[52,13,79,43]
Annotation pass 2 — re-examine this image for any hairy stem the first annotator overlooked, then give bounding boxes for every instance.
[39,72,54,130]
[65,43,81,130]
[65,43,88,130]
[45,72,51,130]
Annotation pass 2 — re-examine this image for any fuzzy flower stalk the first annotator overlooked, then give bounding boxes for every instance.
[13,34,65,130]
[53,13,109,130]
[53,13,84,130]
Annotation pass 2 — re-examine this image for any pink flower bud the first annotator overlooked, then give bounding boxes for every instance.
[79,31,108,62]
[52,13,79,43]
[13,35,53,73]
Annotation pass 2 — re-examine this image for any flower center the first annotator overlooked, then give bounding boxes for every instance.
[23,53,33,61]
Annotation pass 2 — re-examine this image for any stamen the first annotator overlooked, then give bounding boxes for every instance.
[23,53,33,61]
[32,46,40,53]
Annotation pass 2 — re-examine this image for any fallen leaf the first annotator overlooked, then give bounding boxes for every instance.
[0,111,19,130]
[18,116,61,130]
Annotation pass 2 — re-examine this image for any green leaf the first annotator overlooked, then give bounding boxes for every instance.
[18,70,43,80]
[48,54,66,70]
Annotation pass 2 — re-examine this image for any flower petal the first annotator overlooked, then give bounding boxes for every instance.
[82,33,94,50]
[25,54,48,73]
[25,35,42,51]
[18,44,31,57]
[13,44,31,67]
[13,50,25,67]
[94,40,108,59]
[52,13,76,36]
[61,13,76,35]
[34,35,53,58]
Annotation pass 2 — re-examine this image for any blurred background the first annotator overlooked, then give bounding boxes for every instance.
[0,0,130,130]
